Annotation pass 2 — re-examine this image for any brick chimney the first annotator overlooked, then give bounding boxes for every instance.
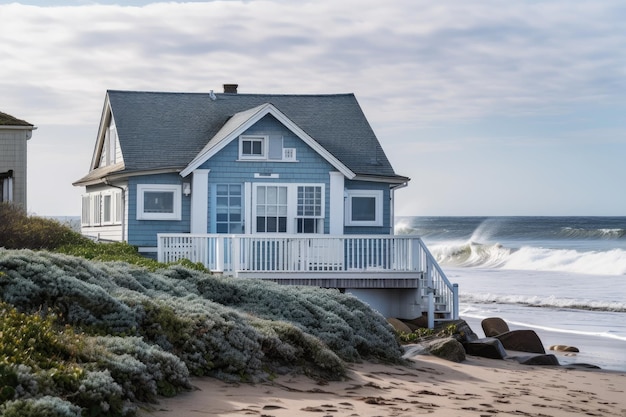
[223,84,238,94]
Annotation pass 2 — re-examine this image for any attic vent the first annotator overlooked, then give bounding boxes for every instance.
[283,148,296,161]
[223,84,238,94]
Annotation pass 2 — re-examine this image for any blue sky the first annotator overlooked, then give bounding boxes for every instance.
[1,0,625,216]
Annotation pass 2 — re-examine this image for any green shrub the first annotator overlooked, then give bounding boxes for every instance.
[397,323,457,344]
[0,203,89,250]
[0,302,83,371]
[58,240,209,272]
[0,396,82,417]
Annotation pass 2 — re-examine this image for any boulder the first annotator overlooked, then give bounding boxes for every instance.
[508,354,560,366]
[481,317,511,337]
[428,337,466,362]
[463,337,507,359]
[387,317,412,334]
[549,345,580,353]
[495,330,546,354]
[402,314,429,330]
[450,319,479,343]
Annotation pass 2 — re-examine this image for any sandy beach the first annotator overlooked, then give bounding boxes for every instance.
[140,353,626,417]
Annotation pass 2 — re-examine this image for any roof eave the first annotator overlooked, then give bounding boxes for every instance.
[73,166,183,187]
[351,173,411,185]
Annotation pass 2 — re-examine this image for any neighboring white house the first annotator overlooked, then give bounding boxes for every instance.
[73,85,458,326]
[0,111,36,209]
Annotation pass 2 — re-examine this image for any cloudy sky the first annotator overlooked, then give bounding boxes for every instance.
[2,0,625,217]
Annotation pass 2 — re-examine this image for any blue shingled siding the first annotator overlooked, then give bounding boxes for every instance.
[127,174,191,247]
[125,115,392,247]
[200,114,335,233]
[344,180,392,235]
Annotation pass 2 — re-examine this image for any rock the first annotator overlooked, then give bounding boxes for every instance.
[508,354,560,366]
[387,317,412,334]
[549,345,580,353]
[481,317,510,337]
[463,337,507,359]
[450,319,479,343]
[495,330,546,354]
[428,337,466,362]
[402,314,429,330]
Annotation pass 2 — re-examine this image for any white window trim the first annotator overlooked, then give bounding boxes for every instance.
[137,184,182,221]
[81,189,123,227]
[101,192,114,225]
[239,135,267,160]
[251,183,325,233]
[345,189,383,227]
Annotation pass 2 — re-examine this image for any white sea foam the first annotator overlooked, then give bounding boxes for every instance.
[431,242,626,275]
[461,292,626,313]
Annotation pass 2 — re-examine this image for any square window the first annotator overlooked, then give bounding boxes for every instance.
[345,190,383,226]
[137,184,181,220]
[351,197,376,221]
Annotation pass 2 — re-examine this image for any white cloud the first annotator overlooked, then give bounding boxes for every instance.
[1,0,625,215]
[2,1,624,125]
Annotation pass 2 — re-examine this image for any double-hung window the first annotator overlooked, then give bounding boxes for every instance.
[345,190,383,226]
[137,184,181,220]
[255,185,288,232]
[296,185,323,233]
[253,183,325,233]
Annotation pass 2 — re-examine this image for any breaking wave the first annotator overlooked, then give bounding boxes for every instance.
[559,227,626,239]
[431,242,626,276]
[460,292,626,314]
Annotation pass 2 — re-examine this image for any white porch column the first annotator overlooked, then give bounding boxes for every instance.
[190,169,210,233]
[329,171,344,235]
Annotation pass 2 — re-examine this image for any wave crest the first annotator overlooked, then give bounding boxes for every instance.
[432,242,626,275]
[559,227,626,239]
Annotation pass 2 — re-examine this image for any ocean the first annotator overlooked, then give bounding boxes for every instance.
[395,216,626,372]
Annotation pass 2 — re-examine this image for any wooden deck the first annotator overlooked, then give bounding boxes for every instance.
[157,233,458,327]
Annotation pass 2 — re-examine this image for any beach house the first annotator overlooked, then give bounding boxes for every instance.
[73,85,457,327]
[0,111,36,209]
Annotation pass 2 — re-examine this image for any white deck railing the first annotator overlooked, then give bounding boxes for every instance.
[157,234,458,327]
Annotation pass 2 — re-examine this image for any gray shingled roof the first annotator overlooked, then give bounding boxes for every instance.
[103,90,406,180]
[0,111,33,126]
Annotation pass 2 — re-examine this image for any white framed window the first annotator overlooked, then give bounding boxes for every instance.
[251,183,325,233]
[345,190,383,227]
[255,185,288,232]
[92,193,102,225]
[137,184,181,221]
[239,135,267,159]
[81,189,123,226]
[102,193,113,224]
[81,195,91,226]
[296,185,324,233]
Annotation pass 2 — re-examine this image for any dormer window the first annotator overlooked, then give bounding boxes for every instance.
[239,135,266,159]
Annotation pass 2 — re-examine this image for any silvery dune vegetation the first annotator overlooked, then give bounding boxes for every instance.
[0,248,403,417]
